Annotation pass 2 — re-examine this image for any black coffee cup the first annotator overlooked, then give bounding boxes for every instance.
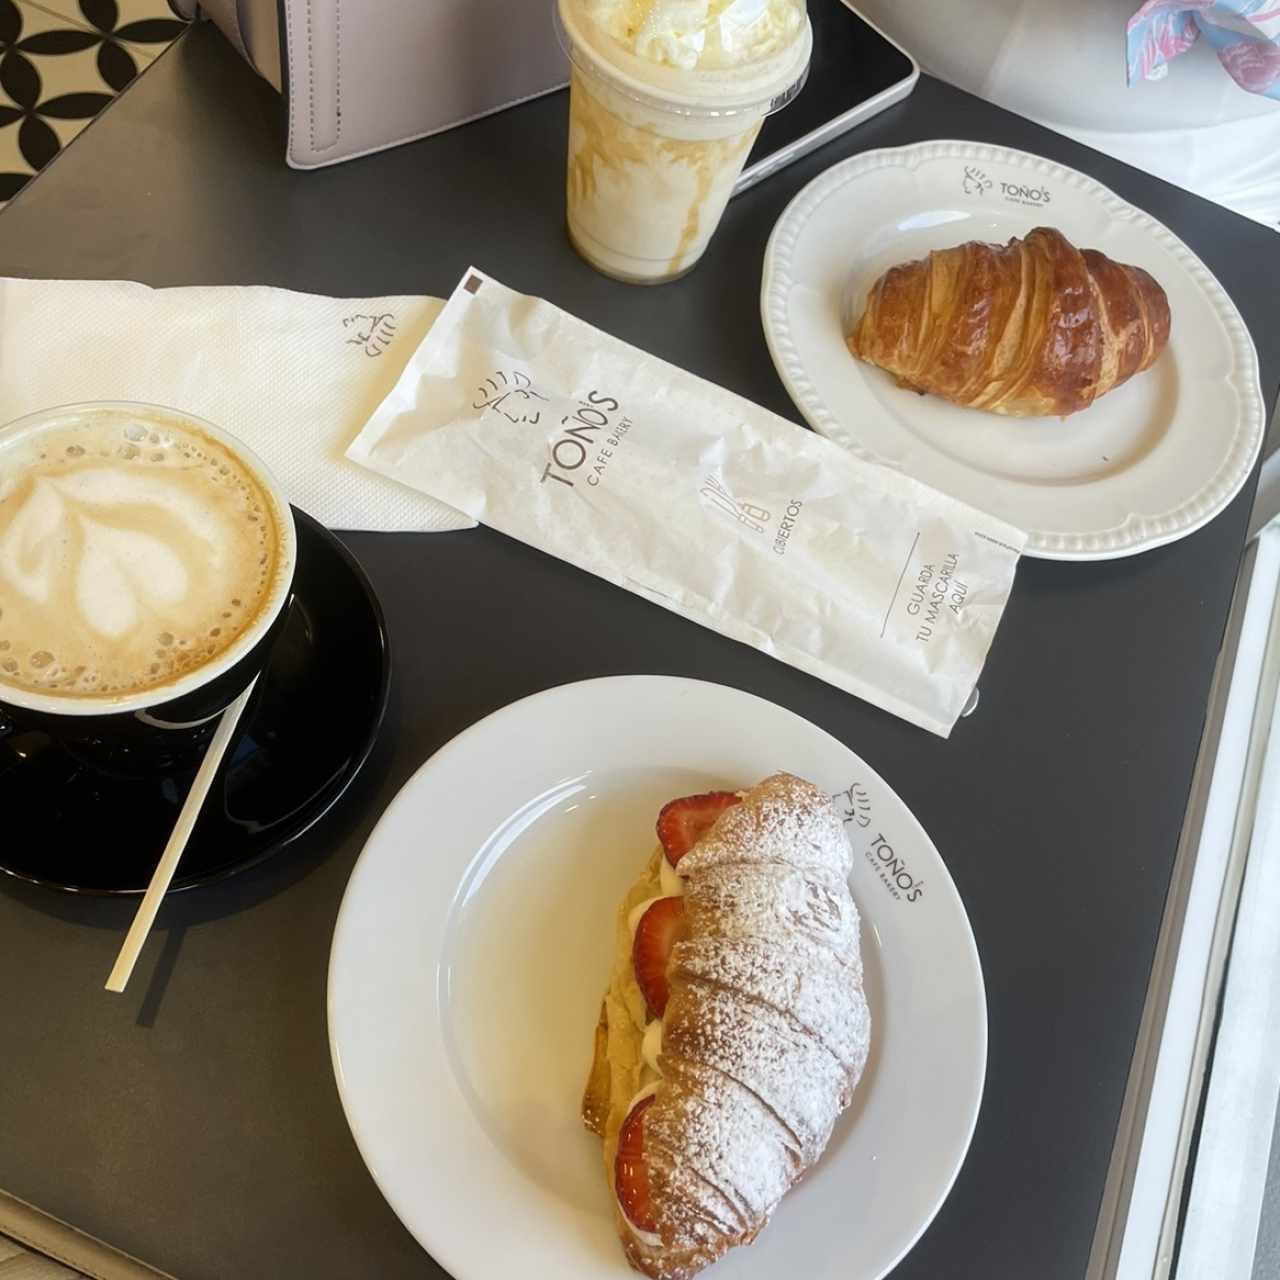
[0,403,299,777]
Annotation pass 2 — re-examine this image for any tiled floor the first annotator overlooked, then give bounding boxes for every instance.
[0,0,187,210]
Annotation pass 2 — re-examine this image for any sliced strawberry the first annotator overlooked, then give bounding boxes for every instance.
[632,897,689,1019]
[616,1094,658,1236]
[656,791,741,867]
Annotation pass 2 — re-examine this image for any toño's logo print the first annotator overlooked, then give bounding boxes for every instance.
[962,164,1054,207]
[468,370,635,490]
[343,312,397,357]
[834,782,873,830]
[473,370,548,425]
[835,783,925,905]
[864,834,925,904]
[999,180,1052,206]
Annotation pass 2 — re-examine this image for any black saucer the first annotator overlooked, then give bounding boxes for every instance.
[0,509,390,895]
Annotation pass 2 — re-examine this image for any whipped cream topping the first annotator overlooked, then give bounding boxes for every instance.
[579,0,805,70]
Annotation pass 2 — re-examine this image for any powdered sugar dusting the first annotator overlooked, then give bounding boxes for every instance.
[649,1059,797,1223]
[615,773,871,1276]
[665,979,847,1162]
[679,772,854,879]
[673,934,870,1080]
[685,861,860,963]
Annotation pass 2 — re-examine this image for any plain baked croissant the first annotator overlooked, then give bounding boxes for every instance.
[847,226,1171,417]
[582,773,871,1280]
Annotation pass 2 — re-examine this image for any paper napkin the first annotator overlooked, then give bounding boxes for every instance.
[0,277,472,532]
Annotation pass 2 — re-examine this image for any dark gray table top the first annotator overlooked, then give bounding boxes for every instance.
[2,23,1279,1280]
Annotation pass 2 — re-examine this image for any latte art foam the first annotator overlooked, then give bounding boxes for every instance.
[0,411,284,700]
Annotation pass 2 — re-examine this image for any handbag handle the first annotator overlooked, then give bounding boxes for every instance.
[172,0,281,87]
[173,0,246,58]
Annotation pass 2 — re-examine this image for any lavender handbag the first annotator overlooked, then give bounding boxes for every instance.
[174,0,568,169]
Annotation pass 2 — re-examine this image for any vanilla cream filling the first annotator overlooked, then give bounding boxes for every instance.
[627,894,665,936]
[641,1017,664,1075]
[627,881,675,1082]
[618,852,691,1247]
[659,854,684,898]
[620,1080,664,1246]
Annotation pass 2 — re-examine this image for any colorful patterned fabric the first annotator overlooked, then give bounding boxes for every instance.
[1128,1,1280,98]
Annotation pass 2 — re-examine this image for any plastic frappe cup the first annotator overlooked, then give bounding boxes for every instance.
[555,0,812,285]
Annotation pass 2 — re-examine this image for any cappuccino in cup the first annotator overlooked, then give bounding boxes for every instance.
[0,404,295,733]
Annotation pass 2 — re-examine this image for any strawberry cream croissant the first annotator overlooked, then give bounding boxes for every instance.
[582,773,872,1279]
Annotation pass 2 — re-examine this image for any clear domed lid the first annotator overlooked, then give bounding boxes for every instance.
[581,0,807,72]
[556,0,812,116]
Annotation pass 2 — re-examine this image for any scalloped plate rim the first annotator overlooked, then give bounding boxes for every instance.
[761,139,1265,562]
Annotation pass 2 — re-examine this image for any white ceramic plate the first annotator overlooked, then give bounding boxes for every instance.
[761,140,1266,561]
[328,676,986,1280]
